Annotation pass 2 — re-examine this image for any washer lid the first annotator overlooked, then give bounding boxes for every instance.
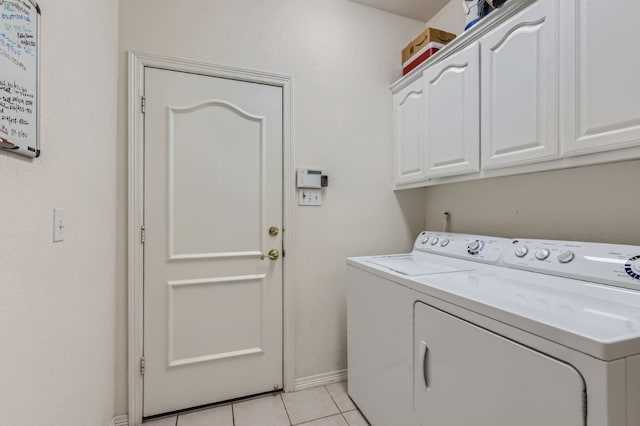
[366,254,473,276]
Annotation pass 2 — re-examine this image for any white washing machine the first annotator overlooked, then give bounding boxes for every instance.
[347,231,640,426]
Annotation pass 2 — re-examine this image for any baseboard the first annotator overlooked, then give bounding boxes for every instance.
[110,415,128,426]
[293,369,348,392]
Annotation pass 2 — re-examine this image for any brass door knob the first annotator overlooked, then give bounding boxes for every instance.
[266,249,280,260]
[269,226,280,236]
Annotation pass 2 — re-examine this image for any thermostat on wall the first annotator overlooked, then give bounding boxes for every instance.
[297,168,323,188]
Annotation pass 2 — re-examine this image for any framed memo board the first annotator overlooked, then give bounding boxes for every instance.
[0,0,40,158]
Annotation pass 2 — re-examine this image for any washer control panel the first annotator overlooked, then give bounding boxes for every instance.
[413,231,640,290]
[414,232,509,264]
[504,238,640,290]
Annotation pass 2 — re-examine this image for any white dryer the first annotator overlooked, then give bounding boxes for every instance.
[347,231,640,426]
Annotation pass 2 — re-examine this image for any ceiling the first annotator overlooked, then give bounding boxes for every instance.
[349,0,451,22]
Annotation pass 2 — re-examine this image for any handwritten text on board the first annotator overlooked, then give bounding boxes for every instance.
[0,0,39,157]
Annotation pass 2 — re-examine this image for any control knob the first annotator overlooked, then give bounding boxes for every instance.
[430,237,439,245]
[535,249,550,261]
[557,251,575,264]
[421,235,429,244]
[440,239,450,247]
[514,246,528,258]
[625,256,640,280]
[467,240,482,255]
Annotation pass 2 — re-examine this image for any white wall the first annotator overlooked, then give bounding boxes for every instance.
[423,3,640,245]
[425,160,640,244]
[0,0,118,425]
[116,0,426,414]
[425,0,465,34]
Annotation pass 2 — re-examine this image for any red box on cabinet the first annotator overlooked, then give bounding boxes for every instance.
[402,28,456,75]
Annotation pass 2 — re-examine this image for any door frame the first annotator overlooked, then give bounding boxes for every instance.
[127,51,295,426]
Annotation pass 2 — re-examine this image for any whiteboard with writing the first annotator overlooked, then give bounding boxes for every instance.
[0,0,39,158]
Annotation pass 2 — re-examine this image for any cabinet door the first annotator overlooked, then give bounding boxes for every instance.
[561,0,640,156]
[480,0,558,170]
[423,43,480,178]
[414,302,585,426]
[393,78,427,186]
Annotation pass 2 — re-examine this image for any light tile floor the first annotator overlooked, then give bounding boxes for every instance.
[144,382,370,426]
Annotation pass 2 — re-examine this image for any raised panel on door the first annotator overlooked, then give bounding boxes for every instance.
[561,0,640,156]
[481,0,558,170]
[414,302,585,426]
[393,77,427,186]
[423,42,480,178]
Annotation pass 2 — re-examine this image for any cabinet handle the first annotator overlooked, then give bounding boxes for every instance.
[422,341,430,388]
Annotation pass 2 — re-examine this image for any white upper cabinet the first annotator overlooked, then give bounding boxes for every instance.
[480,0,558,170]
[391,0,640,188]
[560,0,640,156]
[423,43,480,178]
[393,77,427,186]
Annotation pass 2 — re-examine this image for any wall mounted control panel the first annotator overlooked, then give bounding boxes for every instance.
[297,168,323,188]
[297,168,328,206]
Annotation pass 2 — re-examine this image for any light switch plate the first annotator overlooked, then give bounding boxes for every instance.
[53,208,64,242]
[298,189,321,206]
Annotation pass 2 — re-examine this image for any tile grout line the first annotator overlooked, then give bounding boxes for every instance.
[324,384,367,425]
[293,412,351,426]
[280,393,293,425]
[324,385,342,414]
[340,411,350,426]
[328,385,367,424]
[324,385,351,426]
[289,387,343,426]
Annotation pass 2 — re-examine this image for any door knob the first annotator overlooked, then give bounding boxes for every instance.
[262,249,280,260]
[269,226,280,236]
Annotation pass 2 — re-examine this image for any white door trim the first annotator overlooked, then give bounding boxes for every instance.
[127,51,295,426]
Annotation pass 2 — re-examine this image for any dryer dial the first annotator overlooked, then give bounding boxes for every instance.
[421,235,429,244]
[625,256,640,280]
[535,249,550,261]
[557,251,575,264]
[514,246,528,258]
[430,237,439,245]
[467,240,483,255]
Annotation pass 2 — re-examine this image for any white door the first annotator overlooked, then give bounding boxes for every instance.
[480,0,558,170]
[561,0,640,156]
[143,67,283,417]
[423,42,480,178]
[393,77,428,186]
[414,303,585,426]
